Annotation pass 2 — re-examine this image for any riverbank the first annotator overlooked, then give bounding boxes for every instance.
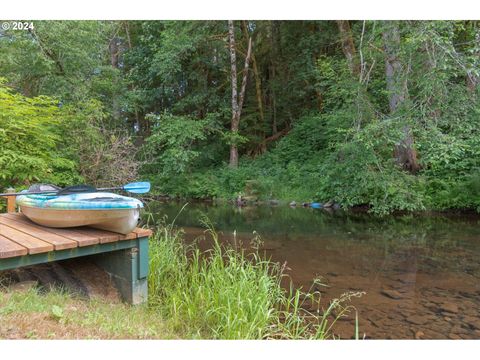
[0,221,359,339]
[143,193,480,218]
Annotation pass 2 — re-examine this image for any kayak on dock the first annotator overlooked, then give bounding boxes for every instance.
[16,185,144,234]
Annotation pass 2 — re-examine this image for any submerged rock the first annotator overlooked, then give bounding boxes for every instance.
[450,325,467,335]
[406,315,431,325]
[439,302,459,314]
[381,289,403,300]
[463,316,480,330]
[414,330,425,339]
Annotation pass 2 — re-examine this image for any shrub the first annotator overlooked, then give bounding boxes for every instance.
[0,78,81,189]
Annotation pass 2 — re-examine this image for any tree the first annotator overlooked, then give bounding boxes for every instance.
[0,79,81,188]
[381,21,420,174]
[336,20,360,76]
[228,20,252,168]
[0,21,127,129]
[466,23,480,93]
[382,21,406,113]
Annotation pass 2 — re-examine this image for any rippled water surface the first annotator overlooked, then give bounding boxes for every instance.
[147,201,480,339]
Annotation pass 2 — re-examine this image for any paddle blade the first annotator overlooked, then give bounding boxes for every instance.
[123,182,151,194]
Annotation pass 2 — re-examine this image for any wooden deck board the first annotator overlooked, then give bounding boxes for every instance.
[133,228,153,238]
[74,228,122,244]
[0,216,78,250]
[0,223,54,254]
[0,213,152,259]
[4,213,100,247]
[0,234,28,258]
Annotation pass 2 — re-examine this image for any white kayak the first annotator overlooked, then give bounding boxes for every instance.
[16,191,144,234]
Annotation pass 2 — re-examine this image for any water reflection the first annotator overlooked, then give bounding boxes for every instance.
[145,201,480,339]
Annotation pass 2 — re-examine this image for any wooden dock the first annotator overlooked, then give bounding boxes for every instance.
[0,212,152,304]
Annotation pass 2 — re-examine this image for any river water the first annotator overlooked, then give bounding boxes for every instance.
[146,201,480,339]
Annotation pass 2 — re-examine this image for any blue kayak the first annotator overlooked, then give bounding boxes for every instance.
[17,192,144,234]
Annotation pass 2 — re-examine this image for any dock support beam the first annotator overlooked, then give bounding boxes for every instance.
[93,237,149,304]
[2,187,16,213]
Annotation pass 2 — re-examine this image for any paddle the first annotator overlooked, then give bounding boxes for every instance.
[99,182,151,194]
[0,181,151,197]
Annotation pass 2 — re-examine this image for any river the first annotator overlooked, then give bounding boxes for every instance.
[146,201,480,339]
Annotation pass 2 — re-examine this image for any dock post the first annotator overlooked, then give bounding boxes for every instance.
[3,187,16,213]
[93,237,149,305]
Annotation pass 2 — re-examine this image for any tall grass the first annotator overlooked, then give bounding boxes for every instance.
[147,216,362,339]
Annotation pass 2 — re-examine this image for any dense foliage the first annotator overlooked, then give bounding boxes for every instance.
[0,78,81,187]
[1,20,480,214]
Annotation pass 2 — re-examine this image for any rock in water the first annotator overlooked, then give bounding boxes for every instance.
[439,302,459,314]
[289,201,297,207]
[406,315,430,325]
[414,330,424,339]
[463,316,480,330]
[381,289,403,299]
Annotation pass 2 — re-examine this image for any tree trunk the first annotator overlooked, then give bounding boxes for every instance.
[467,72,479,92]
[228,20,239,168]
[241,21,266,153]
[467,28,480,93]
[123,21,142,133]
[382,21,420,174]
[109,34,121,125]
[237,37,252,119]
[228,21,252,168]
[109,37,119,68]
[382,21,406,113]
[124,21,132,49]
[393,126,420,174]
[336,20,360,76]
[251,57,264,123]
[252,54,266,153]
[269,21,278,135]
[28,28,64,75]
